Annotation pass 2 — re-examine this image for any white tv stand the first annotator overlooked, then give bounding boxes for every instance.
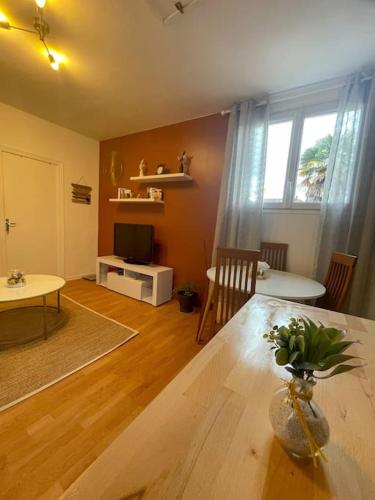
[96,256,173,306]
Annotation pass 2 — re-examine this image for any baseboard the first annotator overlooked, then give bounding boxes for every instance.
[65,274,94,281]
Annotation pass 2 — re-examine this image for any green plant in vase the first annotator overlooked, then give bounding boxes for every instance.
[264,317,362,466]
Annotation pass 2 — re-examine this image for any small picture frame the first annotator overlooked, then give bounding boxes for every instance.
[118,188,133,199]
[147,187,163,201]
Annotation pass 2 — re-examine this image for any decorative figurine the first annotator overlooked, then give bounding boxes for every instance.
[156,164,166,175]
[139,159,147,177]
[177,151,192,174]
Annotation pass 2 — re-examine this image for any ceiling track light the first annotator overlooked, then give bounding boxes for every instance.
[162,0,201,23]
[0,0,63,71]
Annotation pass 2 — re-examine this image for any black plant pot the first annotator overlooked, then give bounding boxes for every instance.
[177,291,197,313]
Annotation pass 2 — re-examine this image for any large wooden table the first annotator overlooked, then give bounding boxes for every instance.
[63,295,375,499]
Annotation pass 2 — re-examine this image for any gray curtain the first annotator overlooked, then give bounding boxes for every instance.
[212,99,269,261]
[315,70,375,318]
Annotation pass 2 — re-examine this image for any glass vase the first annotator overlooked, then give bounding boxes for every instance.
[269,378,330,459]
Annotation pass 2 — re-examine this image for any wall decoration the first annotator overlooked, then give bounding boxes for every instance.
[72,181,92,204]
[118,188,133,199]
[107,151,124,187]
[156,164,166,175]
[139,159,147,176]
[147,187,163,201]
[177,151,192,174]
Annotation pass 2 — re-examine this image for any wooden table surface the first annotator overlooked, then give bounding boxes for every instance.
[63,294,375,500]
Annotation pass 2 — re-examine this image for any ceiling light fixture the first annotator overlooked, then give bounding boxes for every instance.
[48,52,59,71]
[163,0,201,23]
[0,0,64,71]
[0,20,10,29]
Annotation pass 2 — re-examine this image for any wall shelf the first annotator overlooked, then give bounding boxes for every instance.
[109,198,164,204]
[130,173,192,183]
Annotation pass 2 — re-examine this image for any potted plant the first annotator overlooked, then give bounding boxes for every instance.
[174,283,198,313]
[264,317,362,466]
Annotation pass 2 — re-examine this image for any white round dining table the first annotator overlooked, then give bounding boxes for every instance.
[206,267,325,301]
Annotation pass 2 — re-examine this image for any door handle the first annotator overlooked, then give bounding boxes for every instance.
[5,218,16,233]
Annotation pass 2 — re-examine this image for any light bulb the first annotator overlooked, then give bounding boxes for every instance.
[0,12,10,29]
[36,0,47,8]
[48,53,59,71]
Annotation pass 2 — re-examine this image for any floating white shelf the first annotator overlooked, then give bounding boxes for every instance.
[109,198,164,204]
[130,173,193,183]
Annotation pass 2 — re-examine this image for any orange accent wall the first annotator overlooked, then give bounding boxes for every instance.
[99,113,228,291]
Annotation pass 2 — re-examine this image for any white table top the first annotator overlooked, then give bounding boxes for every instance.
[0,274,66,302]
[207,267,325,301]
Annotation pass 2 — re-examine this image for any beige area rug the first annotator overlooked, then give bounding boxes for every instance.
[0,295,138,412]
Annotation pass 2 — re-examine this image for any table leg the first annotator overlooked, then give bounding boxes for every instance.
[196,282,214,344]
[42,295,47,340]
[57,290,61,313]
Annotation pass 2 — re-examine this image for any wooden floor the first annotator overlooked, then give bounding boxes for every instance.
[0,280,202,499]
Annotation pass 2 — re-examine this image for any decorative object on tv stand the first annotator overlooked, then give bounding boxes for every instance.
[71,179,92,205]
[118,188,133,199]
[177,151,192,174]
[174,283,198,313]
[7,270,26,288]
[264,317,363,467]
[108,151,124,187]
[147,187,163,201]
[0,0,65,71]
[139,159,147,177]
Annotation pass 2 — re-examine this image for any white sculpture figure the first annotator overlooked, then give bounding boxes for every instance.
[177,151,192,175]
[139,159,147,177]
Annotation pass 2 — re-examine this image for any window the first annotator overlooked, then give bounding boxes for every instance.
[263,105,337,209]
[264,120,293,203]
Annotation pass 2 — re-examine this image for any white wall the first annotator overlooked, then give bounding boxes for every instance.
[261,210,321,277]
[0,102,99,279]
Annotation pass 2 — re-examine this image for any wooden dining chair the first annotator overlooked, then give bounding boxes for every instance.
[316,252,357,312]
[260,242,288,271]
[206,247,260,340]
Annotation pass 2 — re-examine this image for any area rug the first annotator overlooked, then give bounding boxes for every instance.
[0,295,138,412]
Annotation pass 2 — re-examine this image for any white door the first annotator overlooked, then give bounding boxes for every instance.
[0,151,62,276]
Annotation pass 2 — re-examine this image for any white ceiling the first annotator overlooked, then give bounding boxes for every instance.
[0,0,374,140]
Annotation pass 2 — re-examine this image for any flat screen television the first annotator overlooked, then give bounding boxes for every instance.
[114,223,154,265]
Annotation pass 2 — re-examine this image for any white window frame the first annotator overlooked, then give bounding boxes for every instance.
[263,100,338,210]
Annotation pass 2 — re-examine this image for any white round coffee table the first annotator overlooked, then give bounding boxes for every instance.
[0,274,66,340]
